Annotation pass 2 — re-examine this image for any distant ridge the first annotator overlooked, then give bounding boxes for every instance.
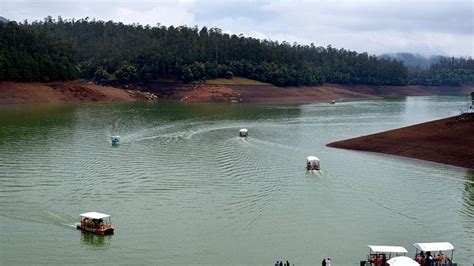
[0,16,8,23]
[378,52,442,68]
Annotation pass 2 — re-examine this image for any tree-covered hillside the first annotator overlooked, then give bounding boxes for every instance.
[409,57,474,86]
[0,17,472,87]
[0,21,78,81]
[2,17,409,86]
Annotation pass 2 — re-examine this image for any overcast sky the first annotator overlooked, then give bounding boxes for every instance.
[2,0,473,57]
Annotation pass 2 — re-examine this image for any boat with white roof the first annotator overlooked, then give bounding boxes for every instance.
[306,156,320,171]
[360,245,419,266]
[76,212,114,235]
[413,242,456,266]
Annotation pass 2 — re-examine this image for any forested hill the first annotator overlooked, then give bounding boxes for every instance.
[0,20,78,81]
[0,17,473,87]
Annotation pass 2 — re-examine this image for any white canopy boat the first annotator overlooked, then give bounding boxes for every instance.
[306,156,320,171]
[77,211,114,235]
[360,245,415,265]
[413,242,455,265]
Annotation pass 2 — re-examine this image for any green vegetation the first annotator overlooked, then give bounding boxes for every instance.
[0,21,78,81]
[409,57,474,86]
[0,17,472,87]
[206,77,271,86]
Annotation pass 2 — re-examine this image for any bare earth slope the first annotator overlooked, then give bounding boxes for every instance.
[0,81,135,105]
[327,113,474,169]
[168,81,472,104]
[1,79,472,105]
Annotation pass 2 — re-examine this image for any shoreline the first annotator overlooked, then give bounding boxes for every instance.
[0,81,156,106]
[0,80,472,105]
[327,113,474,169]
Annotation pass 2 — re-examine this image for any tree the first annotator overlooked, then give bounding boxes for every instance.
[114,61,137,82]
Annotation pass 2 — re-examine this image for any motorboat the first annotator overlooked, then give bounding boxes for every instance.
[360,245,418,266]
[413,242,456,265]
[306,156,320,171]
[239,128,248,138]
[77,212,114,235]
[111,135,120,145]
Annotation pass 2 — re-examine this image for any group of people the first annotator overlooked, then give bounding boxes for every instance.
[368,254,387,266]
[306,161,319,170]
[322,257,331,266]
[415,251,449,266]
[81,217,104,229]
[274,260,290,266]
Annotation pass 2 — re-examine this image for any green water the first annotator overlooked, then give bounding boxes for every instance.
[0,97,472,264]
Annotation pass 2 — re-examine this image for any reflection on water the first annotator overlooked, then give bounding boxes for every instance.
[0,97,472,264]
[81,232,112,247]
[403,96,463,125]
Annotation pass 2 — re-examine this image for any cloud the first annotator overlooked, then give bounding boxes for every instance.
[2,0,473,56]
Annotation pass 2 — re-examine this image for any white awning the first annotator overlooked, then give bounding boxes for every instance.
[387,256,420,266]
[368,245,408,253]
[412,242,454,252]
[307,156,320,162]
[80,212,110,219]
[239,129,248,133]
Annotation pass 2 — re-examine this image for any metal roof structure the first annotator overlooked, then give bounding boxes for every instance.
[80,212,111,219]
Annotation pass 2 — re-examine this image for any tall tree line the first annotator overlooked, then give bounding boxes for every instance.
[0,17,472,86]
[0,20,78,81]
[409,57,474,86]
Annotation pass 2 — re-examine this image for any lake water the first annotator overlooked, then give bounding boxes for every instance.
[0,96,472,265]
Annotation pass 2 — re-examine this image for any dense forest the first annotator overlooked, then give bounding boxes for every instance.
[0,20,78,81]
[408,57,474,86]
[0,17,473,87]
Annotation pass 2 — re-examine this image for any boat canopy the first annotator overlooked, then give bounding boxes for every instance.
[412,242,454,252]
[80,212,111,219]
[111,135,120,139]
[386,256,420,266]
[306,156,320,162]
[239,129,248,133]
[368,245,408,254]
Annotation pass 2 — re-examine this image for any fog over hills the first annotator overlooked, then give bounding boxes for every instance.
[378,53,444,69]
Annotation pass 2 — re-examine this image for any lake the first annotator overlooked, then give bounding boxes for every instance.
[0,96,472,264]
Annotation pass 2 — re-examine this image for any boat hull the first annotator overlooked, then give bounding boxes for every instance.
[77,224,114,235]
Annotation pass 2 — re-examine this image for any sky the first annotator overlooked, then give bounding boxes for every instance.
[2,0,473,57]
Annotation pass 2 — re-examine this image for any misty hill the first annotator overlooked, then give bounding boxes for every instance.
[379,53,442,69]
[0,16,8,23]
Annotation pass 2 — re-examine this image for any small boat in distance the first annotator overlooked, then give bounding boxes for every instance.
[306,156,320,171]
[330,100,336,104]
[77,212,114,235]
[111,135,120,145]
[239,128,248,138]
